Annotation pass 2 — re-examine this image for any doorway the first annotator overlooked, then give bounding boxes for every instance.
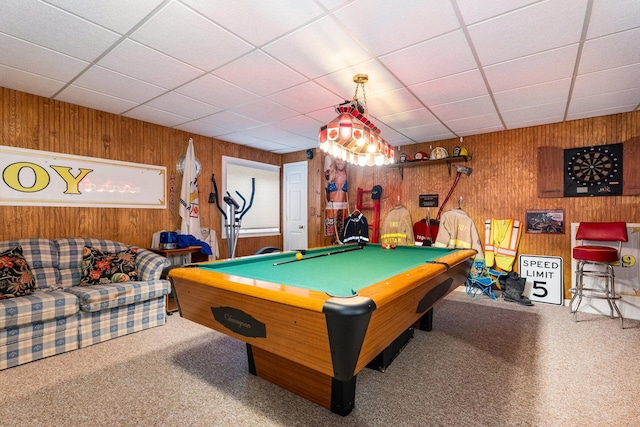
[283,161,308,251]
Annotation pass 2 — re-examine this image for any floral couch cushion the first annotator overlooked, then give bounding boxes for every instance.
[80,246,138,286]
[55,239,130,287]
[0,246,36,299]
[0,239,59,290]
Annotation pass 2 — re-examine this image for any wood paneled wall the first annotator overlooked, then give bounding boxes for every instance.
[3,86,639,295]
[1,87,281,257]
[343,111,640,295]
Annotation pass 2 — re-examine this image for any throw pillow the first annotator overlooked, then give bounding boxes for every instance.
[80,246,139,286]
[0,246,37,299]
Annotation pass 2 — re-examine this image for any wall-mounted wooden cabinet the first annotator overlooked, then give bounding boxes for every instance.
[537,137,640,198]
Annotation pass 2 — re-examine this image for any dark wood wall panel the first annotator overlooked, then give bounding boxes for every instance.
[1,87,281,258]
[3,86,639,293]
[344,111,640,296]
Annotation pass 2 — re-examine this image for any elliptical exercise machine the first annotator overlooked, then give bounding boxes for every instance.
[211,174,255,259]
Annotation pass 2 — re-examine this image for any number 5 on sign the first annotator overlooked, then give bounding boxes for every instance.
[519,255,564,305]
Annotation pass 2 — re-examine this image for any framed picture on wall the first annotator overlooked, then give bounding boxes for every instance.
[525,209,565,234]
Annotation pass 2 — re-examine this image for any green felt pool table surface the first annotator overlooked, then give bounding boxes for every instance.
[197,244,463,297]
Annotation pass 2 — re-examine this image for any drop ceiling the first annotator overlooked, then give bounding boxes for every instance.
[1,0,638,154]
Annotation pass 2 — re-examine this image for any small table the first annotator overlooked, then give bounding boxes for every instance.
[149,246,209,314]
[170,244,475,415]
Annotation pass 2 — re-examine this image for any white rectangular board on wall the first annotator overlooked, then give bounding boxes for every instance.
[570,223,640,320]
[0,145,166,209]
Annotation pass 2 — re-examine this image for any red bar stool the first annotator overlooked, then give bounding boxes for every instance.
[570,222,627,328]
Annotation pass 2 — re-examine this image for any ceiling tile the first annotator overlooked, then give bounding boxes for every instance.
[566,104,638,121]
[494,78,571,111]
[242,125,297,141]
[372,122,411,143]
[316,0,350,9]
[55,85,137,115]
[214,51,307,97]
[220,132,269,146]
[183,0,325,46]
[145,92,221,119]
[230,98,298,123]
[430,96,497,121]
[0,33,89,82]
[410,69,488,106]
[379,30,477,86]
[175,119,233,138]
[97,39,203,89]
[456,0,540,25]
[274,115,323,137]
[72,66,166,103]
[0,0,637,154]
[245,139,295,152]
[44,0,165,34]
[468,0,588,66]
[314,59,404,98]
[484,44,579,92]
[572,63,640,98]
[397,122,455,142]
[379,108,439,129]
[448,114,504,135]
[366,87,424,117]
[263,15,371,79]
[501,101,566,128]
[0,0,120,61]
[268,81,342,114]
[569,87,640,116]
[334,0,459,56]
[578,27,640,74]
[272,134,317,151]
[124,104,192,127]
[0,65,64,98]
[175,74,258,109]
[131,1,253,71]
[587,0,640,39]
[197,110,262,132]
[306,107,345,130]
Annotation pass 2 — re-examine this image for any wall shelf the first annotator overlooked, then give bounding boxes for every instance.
[388,155,471,179]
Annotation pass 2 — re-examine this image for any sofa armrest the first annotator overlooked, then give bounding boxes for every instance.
[134,248,171,281]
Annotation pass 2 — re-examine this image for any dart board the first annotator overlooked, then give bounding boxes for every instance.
[563,143,623,197]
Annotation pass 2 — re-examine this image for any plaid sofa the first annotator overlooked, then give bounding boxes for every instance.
[0,238,171,370]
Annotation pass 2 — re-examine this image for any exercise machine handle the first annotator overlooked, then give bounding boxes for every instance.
[239,178,255,221]
[212,174,227,220]
[235,190,247,215]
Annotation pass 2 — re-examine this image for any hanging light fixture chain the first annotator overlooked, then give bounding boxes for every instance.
[352,73,369,113]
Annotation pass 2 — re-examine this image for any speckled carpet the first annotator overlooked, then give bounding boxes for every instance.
[2,290,639,427]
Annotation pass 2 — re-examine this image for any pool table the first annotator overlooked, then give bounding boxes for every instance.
[169,244,475,415]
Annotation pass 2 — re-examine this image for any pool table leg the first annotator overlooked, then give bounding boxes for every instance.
[245,343,356,416]
[417,307,434,331]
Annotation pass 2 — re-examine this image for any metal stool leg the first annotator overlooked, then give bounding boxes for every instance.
[607,265,624,328]
[571,261,624,328]
[570,261,584,322]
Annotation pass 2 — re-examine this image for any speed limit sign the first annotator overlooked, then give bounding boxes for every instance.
[519,255,564,305]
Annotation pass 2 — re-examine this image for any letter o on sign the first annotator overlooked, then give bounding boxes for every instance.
[3,162,50,192]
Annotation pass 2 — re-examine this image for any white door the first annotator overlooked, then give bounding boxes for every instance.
[284,161,308,251]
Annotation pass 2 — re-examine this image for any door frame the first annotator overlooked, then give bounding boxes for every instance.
[283,160,308,251]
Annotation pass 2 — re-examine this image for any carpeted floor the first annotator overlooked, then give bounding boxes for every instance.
[2,290,639,427]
